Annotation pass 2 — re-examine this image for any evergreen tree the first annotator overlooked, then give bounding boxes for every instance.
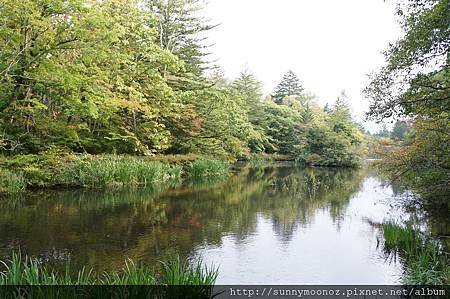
[272,70,304,104]
[231,71,263,108]
[391,120,410,141]
[145,0,217,76]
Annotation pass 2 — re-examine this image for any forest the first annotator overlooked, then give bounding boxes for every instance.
[0,0,364,162]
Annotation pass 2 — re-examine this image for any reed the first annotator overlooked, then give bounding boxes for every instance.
[247,154,274,167]
[0,169,26,194]
[187,159,230,178]
[65,155,183,187]
[161,256,218,285]
[381,221,449,285]
[0,252,218,286]
[382,221,421,254]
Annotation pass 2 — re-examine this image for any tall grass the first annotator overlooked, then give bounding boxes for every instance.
[381,221,449,285]
[404,241,450,285]
[161,256,218,285]
[247,154,274,167]
[0,252,218,286]
[382,221,421,254]
[0,169,26,194]
[62,156,183,187]
[2,154,232,195]
[187,159,230,178]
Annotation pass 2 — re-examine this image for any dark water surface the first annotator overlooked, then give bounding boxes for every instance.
[0,164,446,284]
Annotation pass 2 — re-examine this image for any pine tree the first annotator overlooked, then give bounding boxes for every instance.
[272,70,304,104]
[391,120,410,140]
[231,71,263,107]
[146,0,217,76]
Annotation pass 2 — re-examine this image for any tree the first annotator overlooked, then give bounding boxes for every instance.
[365,0,449,204]
[0,0,182,154]
[272,70,304,104]
[374,125,391,138]
[391,121,410,141]
[145,0,217,76]
[231,71,263,108]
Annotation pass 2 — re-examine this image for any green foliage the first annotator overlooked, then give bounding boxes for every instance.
[0,169,26,194]
[382,222,421,254]
[1,152,183,189]
[365,0,449,204]
[247,154,274,167]
[147,0,216,76]
[272,70,304,104]
[174,87,254,158]
[188,159,230,178]
[0,0,367,166]
[404,241,450,285]
[0,0,181,155]
[253,101,305,155]
[391,121,410,141]
[380,222,449,285]
[66,156,183,187]
[161,256,218,285]
[296,94,366,167]
[0,252,217,286]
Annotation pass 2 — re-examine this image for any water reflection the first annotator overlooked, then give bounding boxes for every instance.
[0,164,436,283]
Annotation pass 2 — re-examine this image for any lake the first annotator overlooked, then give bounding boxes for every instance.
[0,163,445,284]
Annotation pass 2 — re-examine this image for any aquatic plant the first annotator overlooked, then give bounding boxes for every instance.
[0,169,26,194]
[161,256,218,285]
[101,260,156,285]
[247,154,274,167]
[403,241,450,285]
[380,222,449,285]
[187,159,230,178]
[382,221,421,254]
[0,252,218,286]
[69,156,183,187]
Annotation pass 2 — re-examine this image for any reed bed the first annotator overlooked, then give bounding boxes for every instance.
[381,221,449,285]
[187,159,230,178]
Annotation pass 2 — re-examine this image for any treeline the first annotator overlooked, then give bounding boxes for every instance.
[365,0,449,204]
[0,0,365,167]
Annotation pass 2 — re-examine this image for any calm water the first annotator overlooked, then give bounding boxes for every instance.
[0,164,445,284]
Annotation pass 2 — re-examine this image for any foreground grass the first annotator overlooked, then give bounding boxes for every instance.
[0,252,218,286]
[0,151,232,195]
[381,221,449,285]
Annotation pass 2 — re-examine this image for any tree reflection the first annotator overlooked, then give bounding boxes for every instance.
[0,165,367,272]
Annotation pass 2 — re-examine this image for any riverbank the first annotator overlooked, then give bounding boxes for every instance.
[0,151,231,195]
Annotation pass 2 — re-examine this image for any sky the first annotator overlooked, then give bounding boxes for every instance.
[202,0,403,132]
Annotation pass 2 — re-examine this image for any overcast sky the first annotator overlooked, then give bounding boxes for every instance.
[202,0,403,132]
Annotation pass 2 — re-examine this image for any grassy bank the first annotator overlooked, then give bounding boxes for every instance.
[0,252,218,286]
[381,221,449,285]
[0,150,232,195]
